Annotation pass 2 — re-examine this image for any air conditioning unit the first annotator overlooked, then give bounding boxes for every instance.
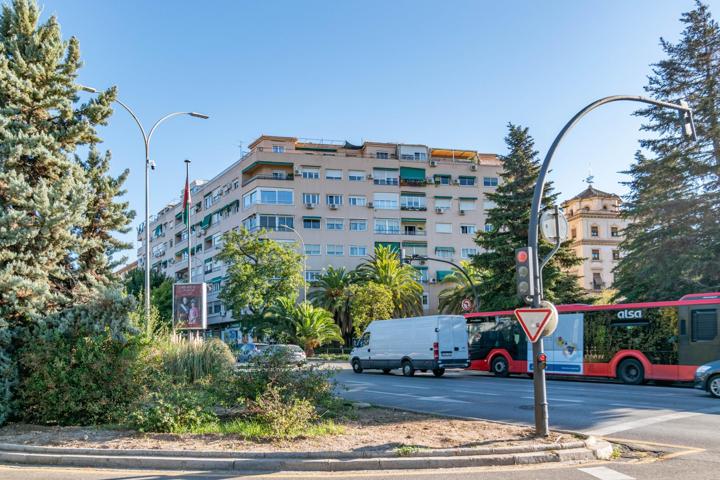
[367,202,374,208]
[305,203,315,209]
[426,177,434,183]
[430,160,438,167]
[470,164,478,171]
[367,173,374,180]
[430,278,437,284]
[295,168,302,175]
[453,179,460,185]
[329,204,338,210]
[435,207,444,214]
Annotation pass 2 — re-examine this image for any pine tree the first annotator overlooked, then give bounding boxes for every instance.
[472,124,588,311]
[0,0,127,423]
[615,1,720,301]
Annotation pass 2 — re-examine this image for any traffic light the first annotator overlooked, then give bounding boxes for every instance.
[515,247,535,302]
[536,352,548,370]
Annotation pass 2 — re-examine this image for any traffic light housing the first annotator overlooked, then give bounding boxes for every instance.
[515,247,535,303]
[536,352,547,370]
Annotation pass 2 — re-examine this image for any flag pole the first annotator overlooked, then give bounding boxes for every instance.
[184,159,192,284]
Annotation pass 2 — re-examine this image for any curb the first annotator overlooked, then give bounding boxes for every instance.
[0,438,613,472]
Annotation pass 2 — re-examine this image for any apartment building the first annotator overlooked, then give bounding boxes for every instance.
[561,184,631,292]
[138,135,502,335]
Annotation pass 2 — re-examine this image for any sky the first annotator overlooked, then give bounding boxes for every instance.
[37,0,718,262]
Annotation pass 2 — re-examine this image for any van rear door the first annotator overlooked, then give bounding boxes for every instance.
[450,317,469,361]
[437,317,455,360]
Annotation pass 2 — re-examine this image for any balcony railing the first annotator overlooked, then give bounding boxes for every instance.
[374,228,401,235]
[373,178,399,186]
[400,205,427,211]
[242,173,294,187]
[402,230,426,236]
[400,179,428,187]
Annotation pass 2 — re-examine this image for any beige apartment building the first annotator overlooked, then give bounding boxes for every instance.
[138,135,502,334]
[562,185,630,293]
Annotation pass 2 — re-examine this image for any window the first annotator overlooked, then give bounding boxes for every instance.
[459,198,477,211]
[348,170,365,181]
[233,179,239,189]
[259,215,294,231]
[204,195,213,209]
[372,169,399,185]
[611,226,620,237]
[326,218,343,230]
[242,215,257,231]
[484,200,497,210]
[461,224,476,235]
[325,169,342,180]
[350,245,367,257]
[592,272,604,290]
[350,219,367,231]
[483,177,499,187]
[272,145,285,153]
[485,224,494,232]
[401,194,426,210]
[422,292,429,309]
[326,194,343,206]
[301,167,320,179]
[414,152,427,161]
[349,195,367,206]
[461,247,478,259]
[691,309,718,342]
[259,188,293,205]
[434,174,451,185]
[327,244,344,256]
[591,249,600,261]
[208,281,222,294]
[403,223,425,236]
[571,228,577,239]
[305,244,321,256]
[459,176,476,186]
[404,244,427,257]
[591,226,599,237]
[211,232,223,249]
[373,192,399,210]
[302,193,319,205]
[434,197,451,210]
[435,246,454,258]
[436,223,452,234]
[204,258,213,273]
[305,270,321,282]
[303,218,320,229]
[376,152,389,159]
[207,301,223,316]
[374,218,400,234]
[612,250,620,260]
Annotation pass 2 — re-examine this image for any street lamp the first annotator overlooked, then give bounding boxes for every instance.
[527,95,696,437]
[78,85,209,320]
[278,225,308,300]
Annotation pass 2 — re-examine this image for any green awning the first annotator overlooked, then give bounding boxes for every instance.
[176,247,188,256]
[437,270,453,281]
[200,214,212,229]
[401,218,426,223]
[434,174,451,179]
[154,225,163,236]
[204,257,213,264]
[413,266,428,270]
[400,166,426,180]
[303,216,321,220]
[401,191,426,197]
[241,160,294,174]
[374,241,401,253]
[402,241,427,247]
[373,167,399,171]
[459,196,478,200]
[209,276,223,283]
[435,246,455,252]
[459,176,476,180]
[175,212,183,220]
[434,195,452,199]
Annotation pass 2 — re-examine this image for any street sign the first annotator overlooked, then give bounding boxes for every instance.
[461,298,473,312]
[540,209,569,243]
[514,301,558,342]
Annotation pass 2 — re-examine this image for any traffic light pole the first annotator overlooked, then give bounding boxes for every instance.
[527,95,695,437]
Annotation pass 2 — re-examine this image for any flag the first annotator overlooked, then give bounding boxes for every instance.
[182,170,191,226]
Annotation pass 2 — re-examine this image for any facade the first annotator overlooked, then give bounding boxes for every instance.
[138,135,501,334]
[561,185,630,292]
[115,260,138,278]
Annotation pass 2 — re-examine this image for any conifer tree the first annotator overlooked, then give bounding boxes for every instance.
[615,1,720,301]
[471,124,588,311]
[0,0,129,423]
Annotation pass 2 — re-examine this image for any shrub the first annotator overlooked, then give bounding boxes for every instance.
[254,386,317,440]
[159,336,235,384]
[128,385,218,433]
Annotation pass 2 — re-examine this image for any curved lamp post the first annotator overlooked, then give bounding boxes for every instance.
[527,95,696,437]
[79,85,209,320]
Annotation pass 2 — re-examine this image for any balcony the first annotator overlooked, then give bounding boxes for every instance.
[242,173,294,187]
[402,229,426,236]
[400,204,427,212]
[400,178,428,187]
[374,228,401,235]
[373,178,399,186]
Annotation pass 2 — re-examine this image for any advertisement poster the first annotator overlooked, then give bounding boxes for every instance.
[173,283,207,330]
[528,313,584,374]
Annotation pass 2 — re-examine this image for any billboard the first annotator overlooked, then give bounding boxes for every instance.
[173,283,207,330]
[528,313,584,374]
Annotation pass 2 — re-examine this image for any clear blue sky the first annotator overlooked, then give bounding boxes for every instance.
[38,0,718,261]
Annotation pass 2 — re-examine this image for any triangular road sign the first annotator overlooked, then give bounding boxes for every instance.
[514,308,553,343]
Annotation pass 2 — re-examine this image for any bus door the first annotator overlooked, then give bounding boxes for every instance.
[679,305,720,365]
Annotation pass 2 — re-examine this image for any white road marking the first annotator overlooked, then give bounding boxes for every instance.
[455,389,500,396]
[521,396,583,403]
[365,390,413,397]
[609,402,660,409]
[363,390,469,404]
[586,405,720,436]
[578,466,634,480]
[399,385,432,390]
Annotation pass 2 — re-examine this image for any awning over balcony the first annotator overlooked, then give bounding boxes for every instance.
[208,276,223,284]
[401,218,426,223]
[402,241,427,247]
[302,216,321,220]
[436,270,453,281]
[400,167,426,181]
[241,160,294,174]
[200,214,212,229]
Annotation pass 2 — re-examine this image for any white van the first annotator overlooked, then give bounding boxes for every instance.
[349,315,469,377]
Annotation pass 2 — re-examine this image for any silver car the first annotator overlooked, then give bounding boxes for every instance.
[694,359,720,398]
[260,344,307,366]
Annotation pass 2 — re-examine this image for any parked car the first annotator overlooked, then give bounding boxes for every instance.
[350,315,469,377]
[236,342,266,363]
[695,359,720,398]
[259,344,307,365]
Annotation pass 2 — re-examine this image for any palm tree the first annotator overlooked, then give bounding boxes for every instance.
[308,266,355,346]
[264,297,298,343]
[438,262,484,314]
[355,245,423,317]
[291,302,343,356]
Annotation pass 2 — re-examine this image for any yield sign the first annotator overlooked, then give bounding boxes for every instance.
[514,307,555,343]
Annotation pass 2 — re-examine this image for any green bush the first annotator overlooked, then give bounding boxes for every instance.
[254,386,317,440]
[159,336,236,384]
[16,328,144,426]
[128,385,218,433]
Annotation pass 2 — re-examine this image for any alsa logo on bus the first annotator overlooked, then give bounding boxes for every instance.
[617,309,643,320]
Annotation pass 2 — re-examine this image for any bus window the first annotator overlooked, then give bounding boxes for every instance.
[691,309,718,342]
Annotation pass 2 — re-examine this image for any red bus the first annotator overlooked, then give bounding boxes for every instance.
[464,293,720,384]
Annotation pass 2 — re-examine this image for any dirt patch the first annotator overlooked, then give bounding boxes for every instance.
[0,408,576,453]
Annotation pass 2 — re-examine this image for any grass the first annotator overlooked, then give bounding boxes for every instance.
[314,353,348,361]
[176,418,345,439]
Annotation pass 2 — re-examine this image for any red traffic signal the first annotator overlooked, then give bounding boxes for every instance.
[537,353,547,363]
[516,249,529,263]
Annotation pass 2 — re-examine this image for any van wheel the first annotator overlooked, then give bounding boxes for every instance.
[402,360,415,377]
[432,368,445,377]
[708,375,720,398]
[491,356,509,377]
[351,359,363,374]
[382,368,391,374]
[617,358,644,385]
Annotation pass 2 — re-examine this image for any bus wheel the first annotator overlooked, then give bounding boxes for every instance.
[617,358,644,385]
[352,359,363,374]
[708,375,720,398]
[491,356,510,377]
[432,368,445,377]
[402,360,415,377]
